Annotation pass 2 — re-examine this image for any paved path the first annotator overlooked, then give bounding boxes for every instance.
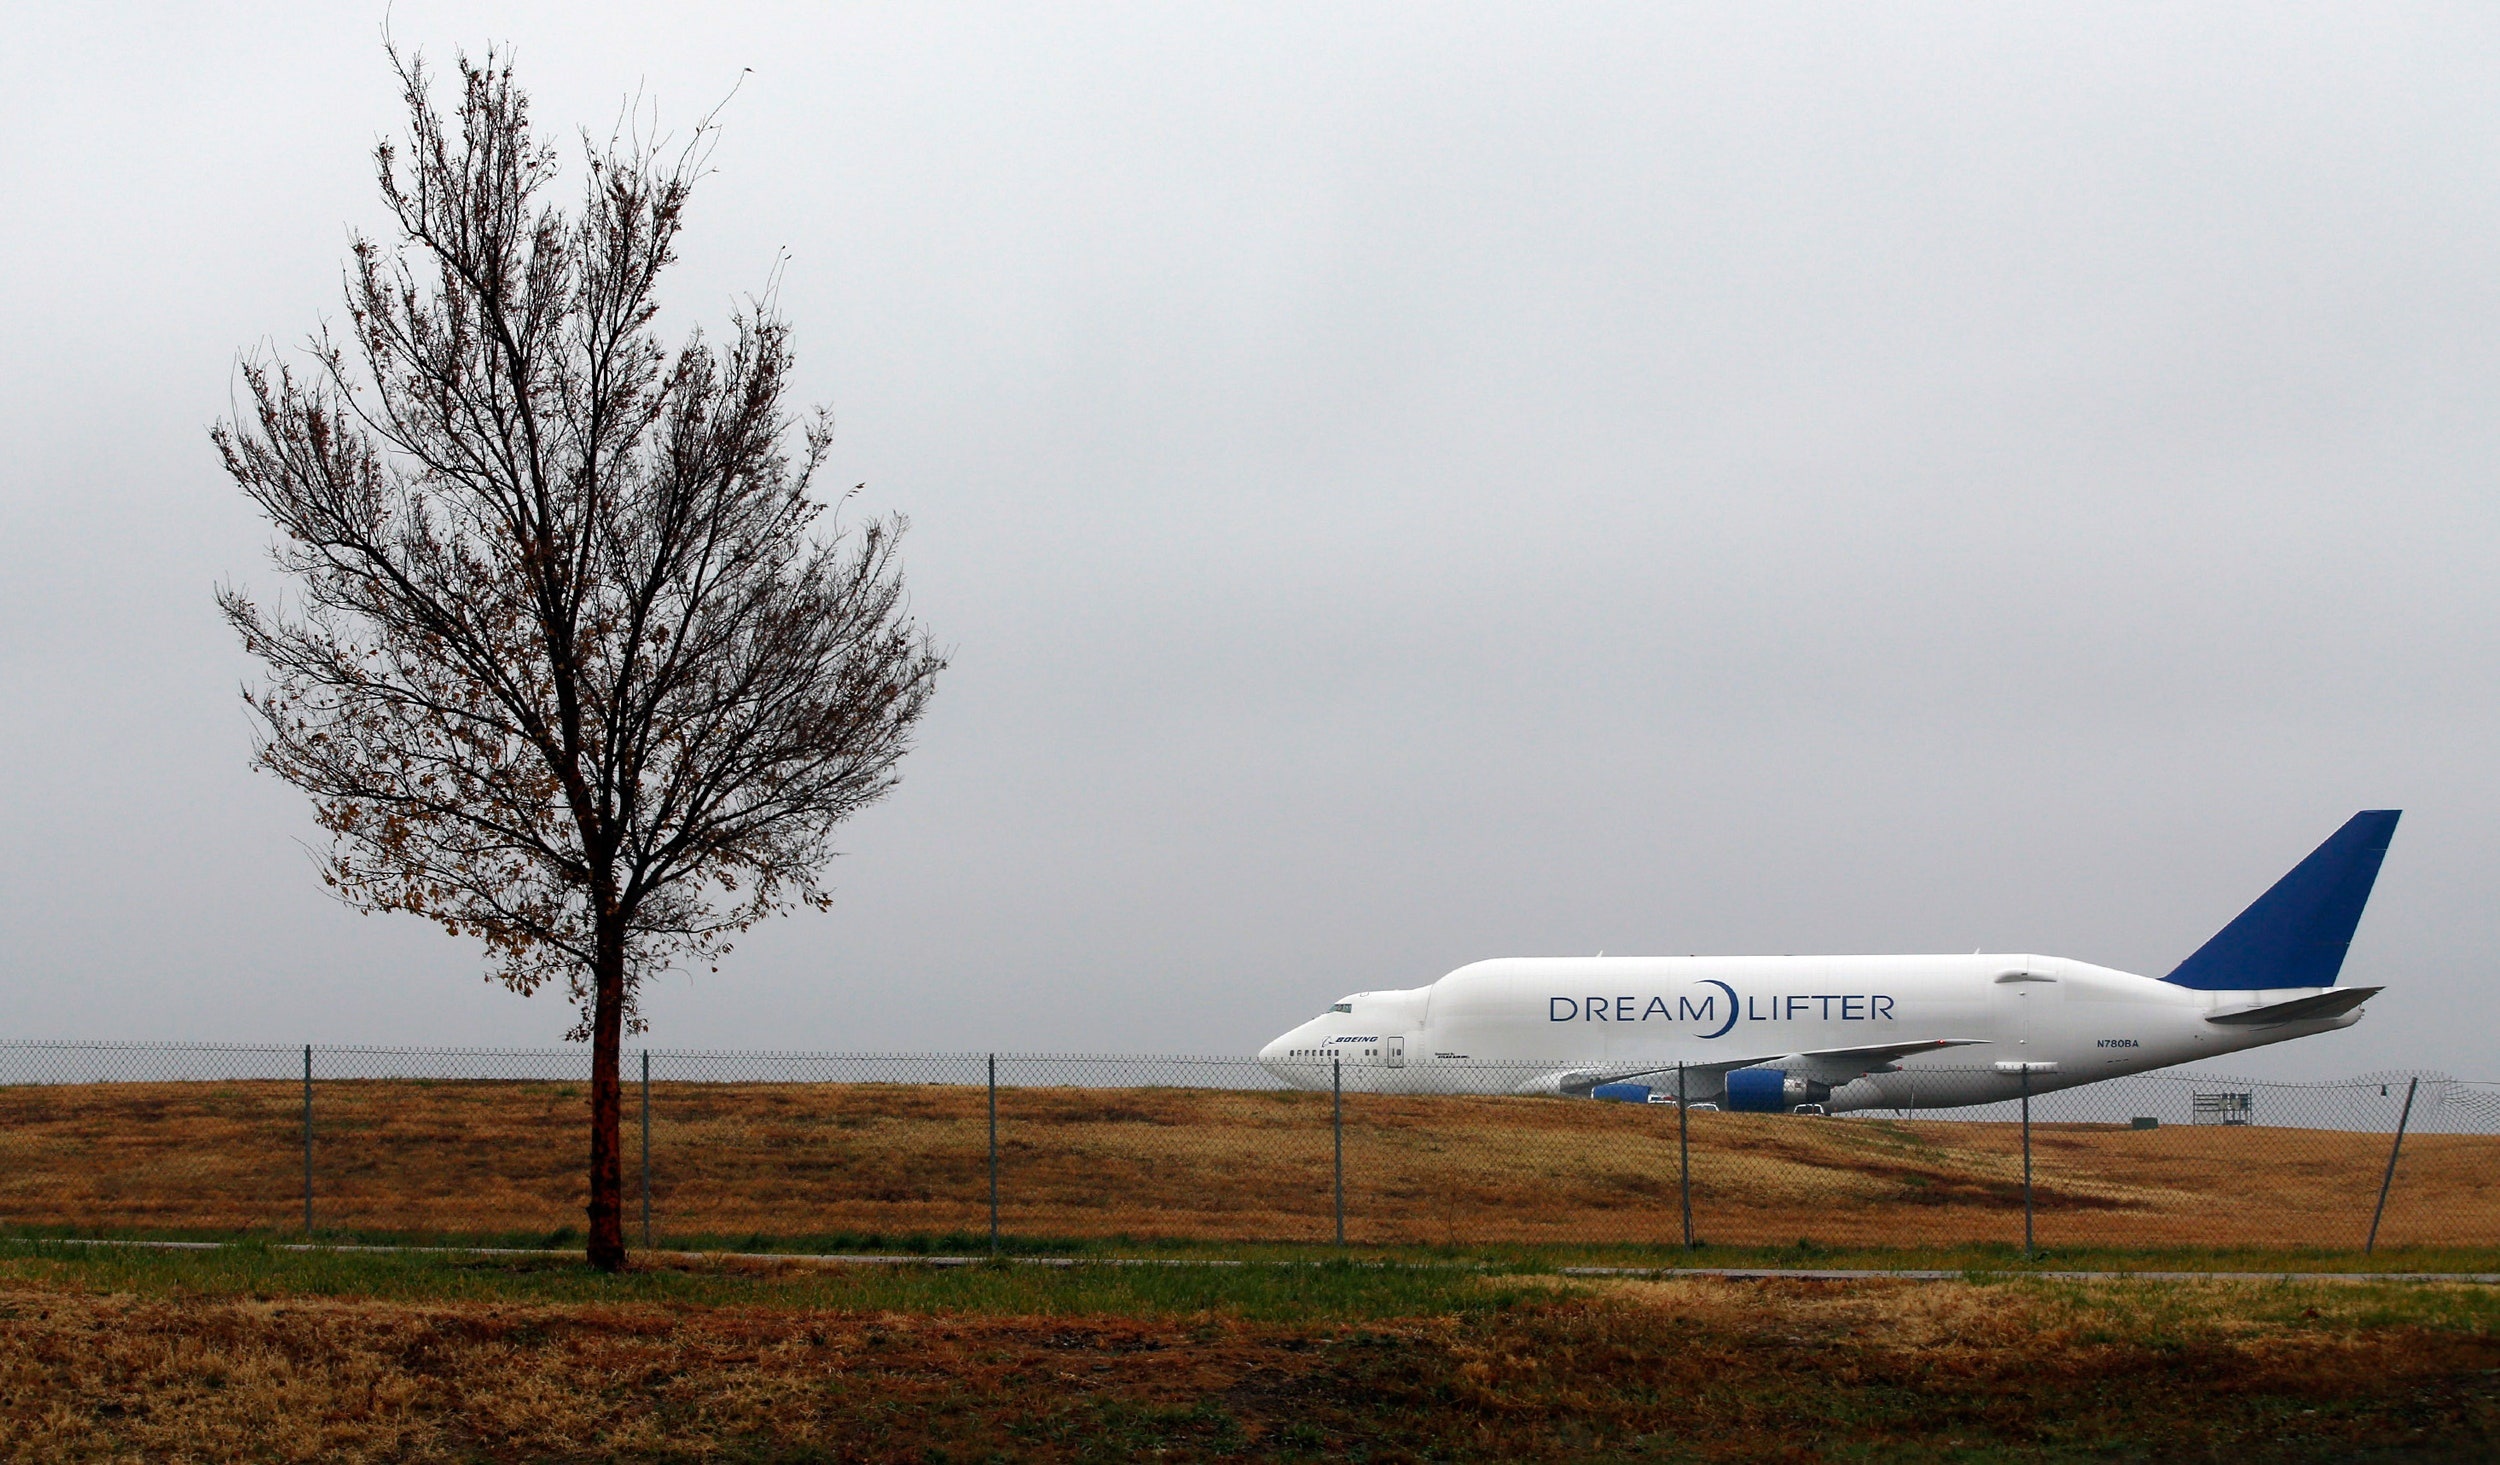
[1555,1265,2500,1284]
[18,1237,2500,1283]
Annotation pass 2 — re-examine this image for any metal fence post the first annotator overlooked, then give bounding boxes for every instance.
[1677,1061,1693,1249]
[301,1043,313,1235]
[988,1053,1000,1255]
[2367,1076,2420,1255]
[2021,1065,2034,1259]
[640,1050,652,1250]
[1332,1054,1345,1247]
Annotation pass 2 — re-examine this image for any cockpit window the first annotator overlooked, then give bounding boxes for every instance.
[1330,1002,1352,1013]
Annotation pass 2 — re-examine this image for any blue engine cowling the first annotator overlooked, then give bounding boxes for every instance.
[1725,1068,1832,1113]
[1590,1082,1653,1103]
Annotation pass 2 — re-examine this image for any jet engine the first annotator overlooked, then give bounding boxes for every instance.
[1724,1068,1832,1113]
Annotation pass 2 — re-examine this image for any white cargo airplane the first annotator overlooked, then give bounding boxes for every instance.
[1258,811,2400,1113]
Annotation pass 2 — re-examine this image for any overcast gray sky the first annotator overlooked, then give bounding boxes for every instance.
[3,3,2496,1075]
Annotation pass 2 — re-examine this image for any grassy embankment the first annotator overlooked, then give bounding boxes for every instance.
[4,1239,2499,1461]
[4,1079,2492,1256]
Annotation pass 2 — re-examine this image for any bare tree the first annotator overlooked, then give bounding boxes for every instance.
[215,48,944,1270]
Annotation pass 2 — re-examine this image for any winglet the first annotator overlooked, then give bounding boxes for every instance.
[2163,811,2401,991]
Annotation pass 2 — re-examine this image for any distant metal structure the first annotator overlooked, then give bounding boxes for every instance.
[2192,1091,2254,1126]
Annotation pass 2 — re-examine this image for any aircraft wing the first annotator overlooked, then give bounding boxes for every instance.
[1527,1038,1992,1097]
[1766,1037,1995,1085]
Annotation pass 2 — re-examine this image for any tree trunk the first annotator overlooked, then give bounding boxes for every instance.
[585,917,628,1270]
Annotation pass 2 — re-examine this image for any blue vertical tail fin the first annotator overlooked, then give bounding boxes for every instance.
[2162,810,2401,991]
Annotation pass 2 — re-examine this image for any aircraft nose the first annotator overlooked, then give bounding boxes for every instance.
[1257,1027,1310,1085]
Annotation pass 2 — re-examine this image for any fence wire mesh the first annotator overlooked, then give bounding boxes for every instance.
[0,1042,2492,1253]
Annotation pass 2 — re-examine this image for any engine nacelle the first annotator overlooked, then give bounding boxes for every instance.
[1724,1068,1833,1113]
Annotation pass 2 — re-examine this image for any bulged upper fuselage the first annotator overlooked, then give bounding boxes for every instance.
[1261,812,2399,1111]
[1256,953,2373,1110]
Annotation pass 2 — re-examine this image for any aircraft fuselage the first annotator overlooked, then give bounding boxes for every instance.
[1256,953,2369,1110]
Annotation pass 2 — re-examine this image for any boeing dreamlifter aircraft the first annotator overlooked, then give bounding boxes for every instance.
[1258,811,2401,1112]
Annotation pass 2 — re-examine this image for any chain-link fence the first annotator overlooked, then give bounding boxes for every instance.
[0,1042,2491,1253]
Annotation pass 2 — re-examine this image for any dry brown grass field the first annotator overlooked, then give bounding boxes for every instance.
[5,1246,2500,1462]
[0,1079,2491,1250]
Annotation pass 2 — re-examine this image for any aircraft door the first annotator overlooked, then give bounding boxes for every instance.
[1384,1035,1405,1069]
[1991,957,2063,1061]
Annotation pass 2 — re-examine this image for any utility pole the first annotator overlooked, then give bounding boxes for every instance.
[2021,1066,2033,1258]
[640,1051,652,1249]
[988,1054,1000,1256]
[2367,1076,2421,1255]
[1677,1062,1693,1250]
[1332,1055,1345,1247]
[301,1044,314,1235]
[1995,1061,2057,1261]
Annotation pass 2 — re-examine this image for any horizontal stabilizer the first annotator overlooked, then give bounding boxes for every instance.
[2205,986,2382,1027]
[2163,811,2400,991]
